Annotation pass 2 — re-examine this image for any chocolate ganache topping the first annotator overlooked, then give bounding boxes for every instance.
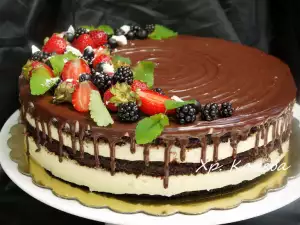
[19,35,296,138]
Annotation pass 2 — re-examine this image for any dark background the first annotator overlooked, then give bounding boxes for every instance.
[0,0,300,224]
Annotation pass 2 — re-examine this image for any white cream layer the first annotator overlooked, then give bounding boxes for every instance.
[25,113,287,164]
[28,136,289,196]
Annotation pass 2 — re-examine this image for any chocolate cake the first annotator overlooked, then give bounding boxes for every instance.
[19,25,296,197]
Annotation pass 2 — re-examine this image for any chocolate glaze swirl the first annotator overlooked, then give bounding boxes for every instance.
[117,36,296,135]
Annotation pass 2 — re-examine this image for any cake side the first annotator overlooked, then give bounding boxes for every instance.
[21,96,294,196]
[23,105,293,165]
[27,137,289,196]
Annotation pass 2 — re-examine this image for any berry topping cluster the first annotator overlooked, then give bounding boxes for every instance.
[22,23,233,144]
[172,101,233,125]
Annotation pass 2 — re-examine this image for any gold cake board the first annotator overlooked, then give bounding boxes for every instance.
[7,119,300,216]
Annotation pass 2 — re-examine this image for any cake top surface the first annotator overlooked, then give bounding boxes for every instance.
[117,36,296,132]
[19,25,296,140]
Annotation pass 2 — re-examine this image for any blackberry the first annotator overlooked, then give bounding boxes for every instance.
[117,102,140,122]
[83,46,94,58]
[176,104,197,125]
[82,46,94,67]
[43,52,52,59]
[130,25,142,34]
[129,25,142,39]
[79,73,91,82]
[64,32,75,42]
[31,51,43,61]
[31,51,52,62]
[75,27,88,38]
[91,71,112,93]
[194,100,202,114]
[136,29,148,40]
[115,28,125,36]
[145,24,155,34]
[220,102,233,118]
[202,103,219,121]
[113,66,133,85]
[126,31,135,40]
[108,37,118,49]
[153,87,165,95]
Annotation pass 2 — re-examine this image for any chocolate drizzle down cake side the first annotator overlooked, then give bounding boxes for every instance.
[19,25,296,197]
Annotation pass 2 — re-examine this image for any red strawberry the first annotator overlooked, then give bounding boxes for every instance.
[89,30,108,47]
[42,34,67,54]
[61,58,91,84]
[131,80,148,92]
[93,54,111,68]
[103,89,118,112]
[136,89,173,115]
[72,81,98,112]
[22,60,54,80]
[72,34,95,53]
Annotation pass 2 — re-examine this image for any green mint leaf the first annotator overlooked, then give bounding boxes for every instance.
[112,55,131,65]
[159,115,169,127]
[97,25,114,35]
[49,52,77,76]
[80,25,95,30]
[133,61,155,88]
[135,113,169,144]
[89,90,114,127]
[164,100,197,110]
[30,68,60,95]
[148,25,177,40]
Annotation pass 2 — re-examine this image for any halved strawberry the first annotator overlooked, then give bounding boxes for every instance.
[131,80,148,92]
[72,81,98,112]
[136,89,173,115]
[93,54,111,68]
[61,58,91,84]
[42,34,67,54]
[22,60,54,80]
[89,30,108,47]
[103,89,118,112]
[72,34,95,53]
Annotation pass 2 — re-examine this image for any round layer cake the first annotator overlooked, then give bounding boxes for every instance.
[19,35,296,197]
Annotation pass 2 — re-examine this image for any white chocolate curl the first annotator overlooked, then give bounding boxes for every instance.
[171,95,184,102]
[102,63,115,75]
[31,45,40,54]
[120,25,130,34]
[67,25,75,34]
[111,35,127,46]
